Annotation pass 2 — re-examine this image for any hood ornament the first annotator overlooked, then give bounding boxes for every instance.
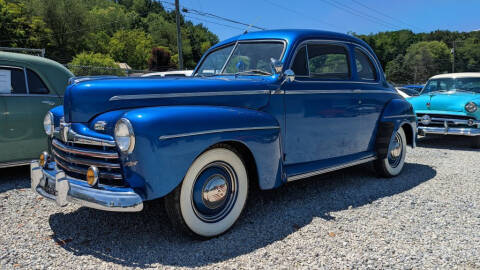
[426,102,431,109]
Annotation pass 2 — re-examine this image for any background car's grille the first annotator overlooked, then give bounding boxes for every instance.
[417,113,477,128]
[51,139,125,186]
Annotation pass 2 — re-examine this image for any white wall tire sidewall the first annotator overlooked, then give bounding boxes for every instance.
[179,148,248,237]
[382,128,407,176]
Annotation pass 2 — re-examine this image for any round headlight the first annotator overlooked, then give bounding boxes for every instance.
[465,102,478,113]
[114,118,135,153]
[43,112,53,136]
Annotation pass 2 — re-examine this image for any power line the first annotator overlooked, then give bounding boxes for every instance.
[262,0,337,29]
[184,15,245,31]
[318,0,403,30]
[350,0,427,32]
[157,0,266,30]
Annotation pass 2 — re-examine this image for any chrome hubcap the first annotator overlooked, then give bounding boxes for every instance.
[388,132,403,168]
[202,175,228,209]
[191,162,238,222]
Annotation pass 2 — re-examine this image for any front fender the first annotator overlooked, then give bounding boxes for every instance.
[376,99,417,158]
[121,106,282,200]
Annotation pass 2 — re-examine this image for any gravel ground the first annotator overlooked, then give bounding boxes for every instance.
[1,135,479,269]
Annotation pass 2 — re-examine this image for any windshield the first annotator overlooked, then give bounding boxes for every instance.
[195,41,285,76]
[422,78,480,94]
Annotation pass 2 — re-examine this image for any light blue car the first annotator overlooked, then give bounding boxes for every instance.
[408,73,480,147]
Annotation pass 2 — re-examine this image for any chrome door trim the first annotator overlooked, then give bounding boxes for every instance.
[159,126,280,140]
[287,156,376,182]
[285,89,395,95]
[0,94,60,97]
[109,90,270,101]
[23,67,30,94]
[0,160,33,168]
[383,114,417,119]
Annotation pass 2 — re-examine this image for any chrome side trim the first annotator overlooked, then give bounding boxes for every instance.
[159,126,280,140]
[109,90,270,101]
[383,114,417,119]
[285,90,395,94]
[52,149,120,169]
[287,156,376,182]
[52,139,119,159]
[0,160,32,168]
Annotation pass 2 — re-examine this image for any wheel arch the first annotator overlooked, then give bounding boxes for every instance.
[375,98,417,158]
[120,105,283,201]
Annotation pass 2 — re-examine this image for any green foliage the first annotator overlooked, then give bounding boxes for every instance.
[108,29,153,69]
[356,30,480,84]
[69,52,126,76]
[148,46,172,71]
[0,0,218,70]
[0,0,51,48]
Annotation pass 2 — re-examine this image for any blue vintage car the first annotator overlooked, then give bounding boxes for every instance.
[408,73,480,147]
[30,30,416,237]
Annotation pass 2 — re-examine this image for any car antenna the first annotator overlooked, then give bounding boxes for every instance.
[243,16,262,34]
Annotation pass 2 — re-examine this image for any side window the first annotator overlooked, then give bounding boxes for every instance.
[27,69,49,94]
[0,68,27,94]
[354,48,377,81]
[291,46,308,76]
[307,44,350,80]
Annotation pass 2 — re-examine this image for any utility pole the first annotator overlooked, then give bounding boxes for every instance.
[175,0,184,70]
[452,40,455,73]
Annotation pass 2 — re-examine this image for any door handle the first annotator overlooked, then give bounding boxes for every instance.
[42,100,55,106]
[353,89,362,93]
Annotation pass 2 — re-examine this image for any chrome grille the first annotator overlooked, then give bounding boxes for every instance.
[51,139,125,186]
[416,113,479,128]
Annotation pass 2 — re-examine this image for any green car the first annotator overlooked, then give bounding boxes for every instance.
[408,73,480,147]
[0,52,73,167]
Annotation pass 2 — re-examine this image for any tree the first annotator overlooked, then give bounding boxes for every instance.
[385,54,410,83]
[0,0,51,48]
[148,47,172,71]
[108,29,154,69]
[454,37,480,72]
[403,41,451,83]
[69,52,125,76]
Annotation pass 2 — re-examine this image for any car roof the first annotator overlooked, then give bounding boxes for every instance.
[213,29,371,50]
[0,51,73,94]
[430,72,480,79]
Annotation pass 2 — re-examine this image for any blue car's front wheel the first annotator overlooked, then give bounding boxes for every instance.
[165,145,249,238]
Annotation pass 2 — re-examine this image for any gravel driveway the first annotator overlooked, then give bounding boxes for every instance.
[1,135,479,269]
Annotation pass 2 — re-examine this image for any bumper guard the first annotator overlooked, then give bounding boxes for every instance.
[30,161,143,212]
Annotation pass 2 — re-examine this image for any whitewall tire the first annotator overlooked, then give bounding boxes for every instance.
[374,127,407,177]
[165,145,248,238]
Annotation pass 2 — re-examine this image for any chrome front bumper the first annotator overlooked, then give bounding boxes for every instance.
[30,161,143,212]
[418,126,480,136]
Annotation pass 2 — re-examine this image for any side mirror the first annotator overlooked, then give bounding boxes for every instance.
[283,69,295,83]
[270,58,283,74]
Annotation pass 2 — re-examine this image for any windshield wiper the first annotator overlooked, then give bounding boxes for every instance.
[235,69,272,76]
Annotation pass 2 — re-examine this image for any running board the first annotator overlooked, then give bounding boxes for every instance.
[0,160,33,169]
[287,156,376,182]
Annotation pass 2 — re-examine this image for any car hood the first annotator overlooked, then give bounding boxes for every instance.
[408,91,480,112]
[64,76,276,123]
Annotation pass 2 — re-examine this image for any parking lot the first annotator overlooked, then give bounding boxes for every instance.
[1,135,479,269]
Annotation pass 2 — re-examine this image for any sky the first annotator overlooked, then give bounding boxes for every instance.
[174,0,480,41]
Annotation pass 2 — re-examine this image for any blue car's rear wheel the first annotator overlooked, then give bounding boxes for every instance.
[165,145,248,238]
[374,128,407,177]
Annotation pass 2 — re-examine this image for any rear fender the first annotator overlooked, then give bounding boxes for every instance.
[376,99,417,158]
[121,106,283,200]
